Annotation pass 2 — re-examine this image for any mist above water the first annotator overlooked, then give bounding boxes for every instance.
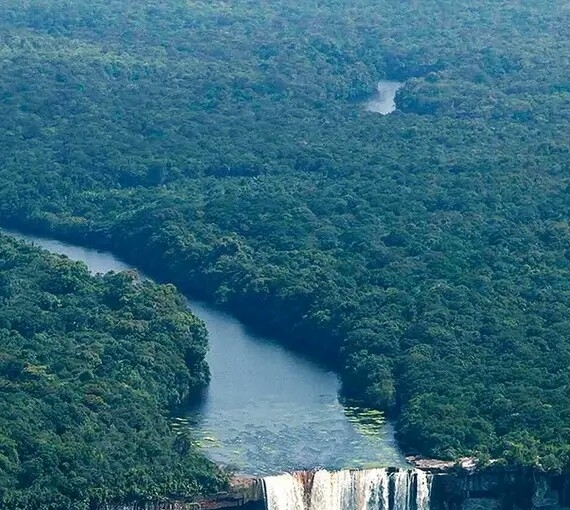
[365,81,403,115]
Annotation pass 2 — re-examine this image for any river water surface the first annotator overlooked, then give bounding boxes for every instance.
[3,230,407,475]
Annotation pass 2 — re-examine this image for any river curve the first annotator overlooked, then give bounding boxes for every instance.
[2,229,407,475]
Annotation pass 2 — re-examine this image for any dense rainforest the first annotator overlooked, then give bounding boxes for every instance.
[0,235,227,508]
[1,0,570,470]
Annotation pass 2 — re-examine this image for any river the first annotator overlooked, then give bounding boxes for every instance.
[365,80,403,115]
[3,230,407,475]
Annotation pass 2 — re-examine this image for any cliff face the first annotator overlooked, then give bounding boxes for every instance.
[247,467,570,510]
[224,469,570,510]
[97,468,570,510]
[430,470,570,510]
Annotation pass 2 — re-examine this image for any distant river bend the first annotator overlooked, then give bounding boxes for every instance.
[3,229,407,475]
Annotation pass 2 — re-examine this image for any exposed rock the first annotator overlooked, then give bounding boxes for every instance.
[407,456,480,473]
[228,476,265,503]
[99,468,570,510]
[462,498,502,510]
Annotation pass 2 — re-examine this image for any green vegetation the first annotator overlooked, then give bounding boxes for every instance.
[0,235,227,509]
[343,407,387,439]
[1,0,570,470]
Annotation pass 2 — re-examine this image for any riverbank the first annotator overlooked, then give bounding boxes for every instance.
[4,0,570,471]
[0,232,226,509]
[3,228,407,475]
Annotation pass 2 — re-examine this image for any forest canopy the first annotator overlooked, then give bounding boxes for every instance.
[0,234,226,509]
[1,0,570,470]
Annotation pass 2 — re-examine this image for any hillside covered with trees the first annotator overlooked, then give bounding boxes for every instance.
[0,234,226,508]
[1,0,570,469]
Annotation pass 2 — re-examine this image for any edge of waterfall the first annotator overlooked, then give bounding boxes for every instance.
[263,468,432,510]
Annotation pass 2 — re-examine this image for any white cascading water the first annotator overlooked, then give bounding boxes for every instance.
[352,468,390,510]
[264,473,307,510]
[310,469,353,510]
[263,468,431,510]
[393,470,412,510]
[415,470,432,510]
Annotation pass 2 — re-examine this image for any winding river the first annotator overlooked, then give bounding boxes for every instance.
[3,230,407,475]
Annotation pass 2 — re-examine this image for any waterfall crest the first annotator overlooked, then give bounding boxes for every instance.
[263,468,432,510]
[264,473,307,510]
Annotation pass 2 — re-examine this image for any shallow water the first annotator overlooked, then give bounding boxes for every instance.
[3,229,407,475]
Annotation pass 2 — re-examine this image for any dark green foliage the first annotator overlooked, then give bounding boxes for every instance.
[1,0,570,471]
[0,235,227,509]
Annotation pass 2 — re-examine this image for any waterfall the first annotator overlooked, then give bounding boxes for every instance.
[263,468,431,510]
[264,473,307,510]
[393,470,411,510]
[415,470,432,510]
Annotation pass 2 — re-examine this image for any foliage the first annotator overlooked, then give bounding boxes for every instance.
[0,235,227,509]
[1,0,570,470]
